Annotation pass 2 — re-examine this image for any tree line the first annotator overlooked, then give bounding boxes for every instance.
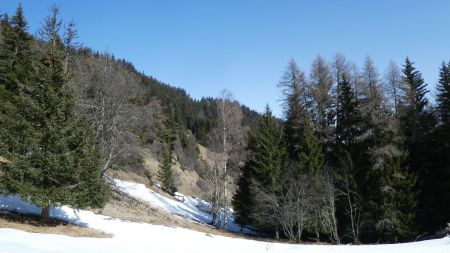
[233,55,450,244]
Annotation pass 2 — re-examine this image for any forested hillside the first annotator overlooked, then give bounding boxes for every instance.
[0,4,256,220]
[233,56,450,243]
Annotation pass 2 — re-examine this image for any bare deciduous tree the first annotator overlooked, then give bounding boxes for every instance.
[338,153,363,243]
[208,89,246,229]
[255,167,315,243]
[70,53,140,176]
[319,172,340,244]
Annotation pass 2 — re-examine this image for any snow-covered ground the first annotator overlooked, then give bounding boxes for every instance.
[113,179,253,234]
[1,179,450,253]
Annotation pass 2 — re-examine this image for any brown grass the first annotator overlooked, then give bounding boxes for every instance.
[0,211,111,238]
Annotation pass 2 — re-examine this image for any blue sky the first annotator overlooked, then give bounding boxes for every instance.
[2,0,450,116]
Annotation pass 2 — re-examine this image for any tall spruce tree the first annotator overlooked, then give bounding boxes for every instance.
[1,6,108,218]
[400,58,432,167]
[0,5,37,158]
[298,117,324,178]
[233,105,286,230]
[419,61,450,232]
[335,74,361,153]
[400,58,435,232]
[158,143,177,195]
[436,61,450,125]
[334,73,364,242]
[232,162,254,229]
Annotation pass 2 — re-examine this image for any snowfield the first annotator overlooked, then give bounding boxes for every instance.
[1,179,449,253]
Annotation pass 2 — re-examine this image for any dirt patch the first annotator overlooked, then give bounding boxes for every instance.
[0,211,111,238]
[96,187,177,225]
[107,169,150,186]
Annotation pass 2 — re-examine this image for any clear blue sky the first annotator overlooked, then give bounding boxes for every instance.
[2,0,450,116]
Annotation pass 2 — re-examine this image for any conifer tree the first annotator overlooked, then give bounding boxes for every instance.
[278,59,310,160]
[400,58,432,167]
[436,61,450,126]
[232,162,254,229]
[298,118,324,178]
[158,143,177,195]
[0,5,37,158]
[1,6,108,218]
[419,61,450,232]
[335,74,361,153]
[334,74,364,242]
[357,57,414,240]
[364,121,417,242]
[309,55,334,153]
[233,105,286,230]
[400,58,435,232]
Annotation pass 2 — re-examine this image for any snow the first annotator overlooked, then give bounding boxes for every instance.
[113,178,253,234]
[1,179,450,253]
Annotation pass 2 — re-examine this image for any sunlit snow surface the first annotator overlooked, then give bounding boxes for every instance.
[1,179,449,253]
[113,178,253,234]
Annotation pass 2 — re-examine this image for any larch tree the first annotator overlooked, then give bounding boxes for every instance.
[384,60,404,117]
[278,58,310,161]
[309,55,335,155]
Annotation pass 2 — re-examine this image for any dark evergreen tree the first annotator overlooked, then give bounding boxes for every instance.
[334,73,364,242]
[233,105,286,230]
[364,124,417,242]
[419,61,450,232]
[335,74,361,153]
[400,58,432,171]
[0,6,108,218]
[298,118,324,178]
[400,58,435,232]
[232,162,253,230]
[436,61,450,125]
[0,5,37,158]
[157,142,177,195]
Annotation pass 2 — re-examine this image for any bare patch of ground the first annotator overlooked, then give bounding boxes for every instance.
[0,211,111,238]
[108,169,150,186]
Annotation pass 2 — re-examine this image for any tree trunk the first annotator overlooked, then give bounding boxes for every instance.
[222,123,228,230]
[297,221,302,243]
[41,207,50,219]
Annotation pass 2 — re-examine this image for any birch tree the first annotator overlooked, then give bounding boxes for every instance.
[208,90,246,229]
